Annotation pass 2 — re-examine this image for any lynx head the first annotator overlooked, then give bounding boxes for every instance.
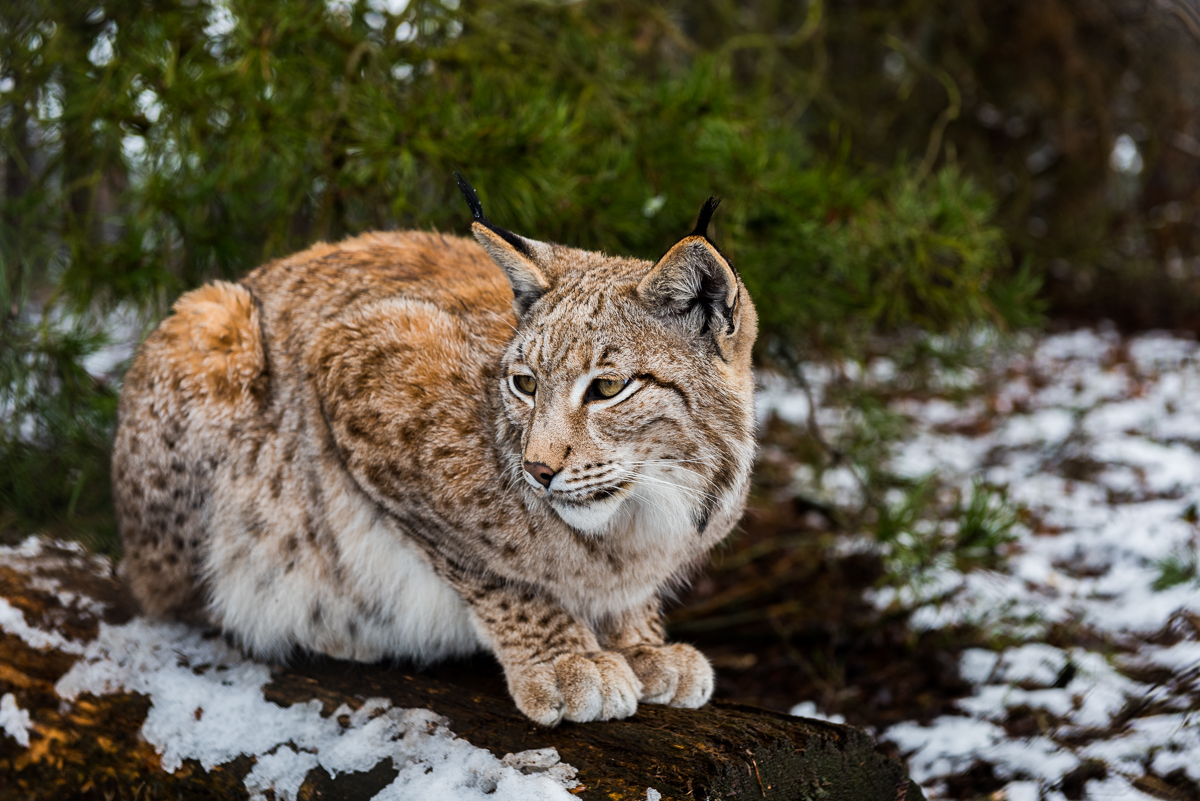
[457,174,758,539]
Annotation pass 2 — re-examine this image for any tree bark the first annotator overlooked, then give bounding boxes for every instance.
[0,541,924,801]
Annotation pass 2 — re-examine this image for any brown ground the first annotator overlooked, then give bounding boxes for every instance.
[670,493,973,732]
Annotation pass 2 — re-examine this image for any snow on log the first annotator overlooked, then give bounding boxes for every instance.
[0,538,924,800]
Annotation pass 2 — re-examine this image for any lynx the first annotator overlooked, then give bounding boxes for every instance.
[112,176,758,725]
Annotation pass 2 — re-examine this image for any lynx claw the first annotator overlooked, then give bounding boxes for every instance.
[510,651,642,726]
[619,643,714,708]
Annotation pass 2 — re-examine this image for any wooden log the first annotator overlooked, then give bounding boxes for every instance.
[0,541,924,801]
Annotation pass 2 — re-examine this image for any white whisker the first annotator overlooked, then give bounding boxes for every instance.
[624,457,716,467]
[613,469,722,505]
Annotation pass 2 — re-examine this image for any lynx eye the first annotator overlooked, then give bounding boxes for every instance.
[586,377,627,402]
[512,374,537,396]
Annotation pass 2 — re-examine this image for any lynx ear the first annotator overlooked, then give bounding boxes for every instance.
[638,197,740,338]
[455,172,551,317]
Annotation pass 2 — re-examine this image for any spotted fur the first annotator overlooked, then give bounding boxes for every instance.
[113,201,758,725]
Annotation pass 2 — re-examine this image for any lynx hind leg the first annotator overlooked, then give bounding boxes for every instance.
[113,281,266,623]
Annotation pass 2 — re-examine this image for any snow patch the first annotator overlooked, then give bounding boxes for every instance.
[0,693,32,747]
[779,330,1200,798]
[0,597,85,654]
[53,618,578,800]
[789,701,847,725]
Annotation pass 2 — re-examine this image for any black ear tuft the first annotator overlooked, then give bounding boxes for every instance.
[454,171,488,223]
[454,172,535,260]
[691,196,721,239]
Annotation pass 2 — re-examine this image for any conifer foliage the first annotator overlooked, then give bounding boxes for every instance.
[0,0,1037,549]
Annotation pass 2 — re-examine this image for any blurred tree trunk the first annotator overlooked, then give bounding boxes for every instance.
[58,3,101,233]
[2,77,30,319]
[1,4,36,317]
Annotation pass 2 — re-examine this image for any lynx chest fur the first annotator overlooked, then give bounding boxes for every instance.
[113,184,758,724]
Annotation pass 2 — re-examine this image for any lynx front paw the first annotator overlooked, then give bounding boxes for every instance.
[619,643,714,708]
[509,651,642,726]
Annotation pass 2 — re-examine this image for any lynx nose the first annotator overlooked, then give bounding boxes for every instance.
[523,461,557,488]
